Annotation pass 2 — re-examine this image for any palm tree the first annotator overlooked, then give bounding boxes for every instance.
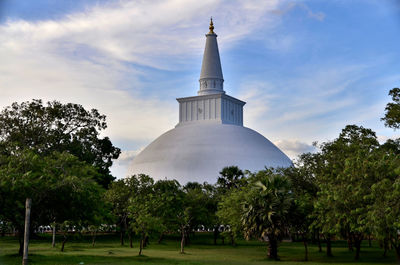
[242,169,292,260]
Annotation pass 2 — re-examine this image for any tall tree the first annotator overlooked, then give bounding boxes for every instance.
[128,174,163,256]
[366,142,400,260]
[242,169,292,260]
[217,186,247,246]
[178,183,214,253]
[153,179,185,244]
[106,178,137,247]
[0,99,120,188]
[216,166,247,245]
[314,125,380,260]
[183,182,218,244]
[284,162,318,261]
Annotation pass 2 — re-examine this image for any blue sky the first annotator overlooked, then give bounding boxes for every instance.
[1,0,399,178]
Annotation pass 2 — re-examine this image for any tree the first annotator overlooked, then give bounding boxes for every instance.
[128,174,163,256]
[217,186,247,246]
[0,150,106,254]
[366,142,400,261]
[178,184,213,253]
[284,163,318,261]
[242,169,292,260]
[382,87,400,129]
[216,166,247,245]
[216,166,245,193]
[0,99,120,188]
[153,180,185,244]
[183,182,218,245]
[106,178,136,247]
[313,125,380,260]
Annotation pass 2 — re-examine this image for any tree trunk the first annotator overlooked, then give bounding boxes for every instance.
[393,244,400,263]
[180,229,185,254]
[52,225,56,248]
[144,235,149,247]
[267,235,279,260]
[92,230,96,247]
[120,224,125,246]
[213,226,218,245]
[221,235,225,245]
[22,198,32,265]
[368,235,371,247]
[158,232,164,244]
[383,238,389,257]
[303,234,308,261]
[317,232,322,252]
[389,237,400,263]
[61,233,67,252]
[230,232,235,246]
[347,237,354,251]
[139,233,144,256]
[128,231,133,248]
[353,234,362,260]
[326,235,333,257]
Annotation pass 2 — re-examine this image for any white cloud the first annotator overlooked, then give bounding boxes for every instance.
[377,134,400,144]
[111,148,144,179]
[0,0,285,68]
[271,2,325,21]
[274,139,316,159]
[117,149,143,162]
[0,0,341,179]
[238,62,378,144]
[0,0,287,145]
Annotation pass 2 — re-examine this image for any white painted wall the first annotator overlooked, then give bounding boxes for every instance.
[177,94,245,126]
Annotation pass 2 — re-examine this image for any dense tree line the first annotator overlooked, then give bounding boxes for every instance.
[0,100,119,254]
[0,88,399,262]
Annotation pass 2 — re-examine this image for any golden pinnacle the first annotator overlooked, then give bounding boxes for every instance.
[209,17,215,34]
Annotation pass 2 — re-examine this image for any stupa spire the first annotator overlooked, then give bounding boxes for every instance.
[198,18,224,96]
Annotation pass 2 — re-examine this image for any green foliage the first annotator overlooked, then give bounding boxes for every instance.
[382,87,400,129]
[0,150,107,254]
[105,177,137,244]
[127,174,163,255]
[240,169,292,259]
[0,99,120,188]
[217,166,246,193]
[153,179,185,234]
[242,169,292,239]
[310,125,400,259]
[183,182,218,230]
[314,126,378,231]
[284,164,316,240]
[216,185,247,244]
[366,143,400,258]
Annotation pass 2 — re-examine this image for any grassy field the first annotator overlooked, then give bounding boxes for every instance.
[0,233,397,265]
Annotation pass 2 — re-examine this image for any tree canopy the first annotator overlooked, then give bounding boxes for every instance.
[382,87,400,129]
[0,99,120,188]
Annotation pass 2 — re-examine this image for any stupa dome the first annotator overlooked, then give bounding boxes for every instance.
[129,19,292,183]
[129,123,292,184]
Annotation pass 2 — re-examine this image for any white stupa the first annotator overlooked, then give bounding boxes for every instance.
[129,19,292,183]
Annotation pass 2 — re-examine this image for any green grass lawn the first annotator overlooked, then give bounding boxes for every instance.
[0,233,397,265]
